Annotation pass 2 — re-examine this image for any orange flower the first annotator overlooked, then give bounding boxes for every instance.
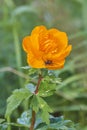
[22,25,72,70]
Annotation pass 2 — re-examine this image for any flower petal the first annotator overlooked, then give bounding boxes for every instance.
[48,28,68,52]
[59,45,72,59]
[46,60,65,70]
[31,25,47,35]
[27,52,45,68]
[23,36,41,58]
[30,25,47,57]
[46,45,72,61]
[22,36,31,53]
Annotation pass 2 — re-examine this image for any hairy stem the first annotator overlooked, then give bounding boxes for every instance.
[30,74,42,130]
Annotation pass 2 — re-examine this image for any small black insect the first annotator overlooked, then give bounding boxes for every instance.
[45,60,52,65]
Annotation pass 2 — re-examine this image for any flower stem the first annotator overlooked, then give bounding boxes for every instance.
[30,74,43,130]
[35,74,43,94]
[7,116,11,130]
[30,111,36,130]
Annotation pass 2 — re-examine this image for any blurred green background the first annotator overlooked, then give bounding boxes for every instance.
[0,0,87,129]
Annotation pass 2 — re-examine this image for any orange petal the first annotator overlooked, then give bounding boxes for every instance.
[31,25,47,35]
[30,34,40,57]
[27,53,45,68]
[46,60,65,70]
[22,36,31,53]
[60,45,72,59]
[48,28,68,52]
[30,26,47,57]
[23,35,41,58]
[47,65,64,70]
[49,45,72,60]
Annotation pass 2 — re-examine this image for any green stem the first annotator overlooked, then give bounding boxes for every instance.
[7,116,11,130]
[82,0,87,30]
[30,74,43,130]
[12,25,23,87]
[13,26,22,69]
[3,4,8,23]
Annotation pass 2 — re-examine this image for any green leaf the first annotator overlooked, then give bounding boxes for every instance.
[30,95,39,113]
[38,97,52,124]
[38,79,57,97]
[40,110,50,125]
[28,68,40,76]
[12,5,38,16]
[44,75,61,84]
[21,66,30,69]
[17,111,32,127]
[36,116,77,130]
[30,95,52,124]
[27,83,36,93]
[57,73,87,90]
[3,116,45,129]
[38,97,52,113]
[17,110,43,129]
[5,88,33,117]
[0,124,7,130]
[0,119,5,123]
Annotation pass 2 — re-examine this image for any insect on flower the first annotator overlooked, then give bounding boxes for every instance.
[45,60,52,65]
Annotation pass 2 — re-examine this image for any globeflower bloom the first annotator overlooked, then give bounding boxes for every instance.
[23,25,72,70]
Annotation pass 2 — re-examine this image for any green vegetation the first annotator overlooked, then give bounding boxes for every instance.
[0,0,87,130]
